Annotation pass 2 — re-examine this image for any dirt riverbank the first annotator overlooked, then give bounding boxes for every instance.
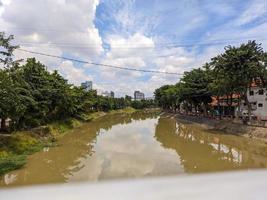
[174,114,267,141]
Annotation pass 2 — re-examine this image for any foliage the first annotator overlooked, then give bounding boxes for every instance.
[0,154,26,175]
[0,33,155,132]
[0,32,19,68]
[211,41,266,118]
[48,119,82,136]
[0,58,155,132]
[154,41,267,118]
[0,132,45,175]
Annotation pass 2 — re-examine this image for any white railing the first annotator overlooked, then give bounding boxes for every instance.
[1,170,267,200]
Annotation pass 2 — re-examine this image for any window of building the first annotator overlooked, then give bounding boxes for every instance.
[253,102,257,105]
[258,89,264,95]
[258,103,263,108]
[243,103,247,106]
[249,91,254,96]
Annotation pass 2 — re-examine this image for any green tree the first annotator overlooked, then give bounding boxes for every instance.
[0,32,20,130]
[180,67,212,115]
[0,32,19,68]
[211,41,265,120]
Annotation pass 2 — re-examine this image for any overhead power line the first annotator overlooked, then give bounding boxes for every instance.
[14,36,267,50]
[17,48,183,75]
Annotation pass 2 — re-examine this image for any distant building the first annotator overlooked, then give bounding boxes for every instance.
[101,91,115,98]
[145,97,154,100]
[110,91,115,98]
[134,91,145,100]
[81,81,92,91]
[101,91,110,97]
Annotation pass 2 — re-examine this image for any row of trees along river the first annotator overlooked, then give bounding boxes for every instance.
[154,41,267,120]
[0,32,155,132]
[1,31,267,131]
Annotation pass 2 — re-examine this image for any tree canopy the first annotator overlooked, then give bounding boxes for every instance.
[0,33,155,132]
[154,41,267,118]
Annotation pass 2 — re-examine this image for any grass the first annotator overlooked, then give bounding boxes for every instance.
[0,153,26,175]
[78,111,106,122]
[0,132,47,175]
[108,107,136,114]
[48,118,82,136]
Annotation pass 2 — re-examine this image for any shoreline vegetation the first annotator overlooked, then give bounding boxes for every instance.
[0,107,159,176]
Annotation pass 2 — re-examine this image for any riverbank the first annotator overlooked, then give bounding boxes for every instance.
[0,107,141,175]
[174,113,267,141]
[2,109,267,187]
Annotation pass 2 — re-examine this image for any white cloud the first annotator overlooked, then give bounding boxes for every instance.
[235,0,267,26]
[101,0,159,37]
[107,33,154,58]
[0,0,101,86]
[99,33,154,81]
[1,0,103,59]
[57,60,91,86]
[95,34,227,97]
[155,55,192,73]
[7,0,103,58]
[13,45,62,67]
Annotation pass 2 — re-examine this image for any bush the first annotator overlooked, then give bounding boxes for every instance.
[6,133,42,154]
[0,152,26,175]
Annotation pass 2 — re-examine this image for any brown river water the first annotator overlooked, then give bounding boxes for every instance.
[1,112,267,187]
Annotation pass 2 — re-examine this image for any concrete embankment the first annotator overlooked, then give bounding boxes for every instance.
[174,114,267,141]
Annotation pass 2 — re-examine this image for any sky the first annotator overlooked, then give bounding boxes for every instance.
[1,0,267,97]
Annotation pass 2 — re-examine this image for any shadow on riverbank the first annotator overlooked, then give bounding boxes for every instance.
[172,113,267,141]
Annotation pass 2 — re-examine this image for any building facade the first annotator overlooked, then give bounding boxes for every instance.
[101,91,115,98]
[210,95,239,116]
[110,91,115,98]
[238,87,267,120]
[81,81,93,92]
[145,97,154,100]
[209,87,267,120]
[134,91,145,100]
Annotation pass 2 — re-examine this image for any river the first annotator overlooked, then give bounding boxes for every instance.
[1,111,267,187]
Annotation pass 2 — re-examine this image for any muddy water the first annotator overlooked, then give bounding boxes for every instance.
[1,112,267,187]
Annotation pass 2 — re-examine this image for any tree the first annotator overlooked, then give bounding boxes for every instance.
[0,32,19,130]
[125,95,132,107]
[0,70,17,130]
[154,41,267,121]
[180,67,212,115]
[154,85,175,110]
[0,32,19,68]
[211,41,265,120]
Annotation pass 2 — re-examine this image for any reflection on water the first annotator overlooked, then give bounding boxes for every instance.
[1,112,267,187]
[155,115,267,173]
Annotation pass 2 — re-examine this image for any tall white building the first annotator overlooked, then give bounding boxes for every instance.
[101,91,115,98]
[81,81,92,91]
[134,91,145,100]
[239,87,267,120]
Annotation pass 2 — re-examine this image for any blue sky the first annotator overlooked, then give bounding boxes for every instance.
[1,0,267,97]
